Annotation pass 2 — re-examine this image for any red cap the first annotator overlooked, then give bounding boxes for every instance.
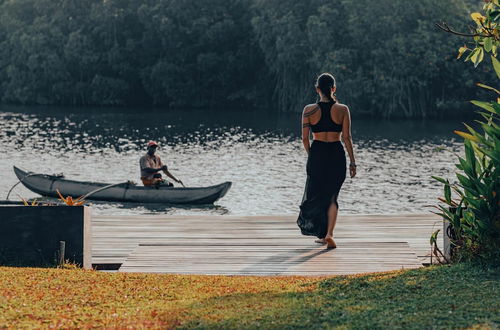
[147,141,159,148]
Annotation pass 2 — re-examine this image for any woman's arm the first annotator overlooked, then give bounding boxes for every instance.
[341,106,356,178]
[301,106,313,155]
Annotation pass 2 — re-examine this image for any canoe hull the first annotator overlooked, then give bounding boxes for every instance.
[13,166,231,205]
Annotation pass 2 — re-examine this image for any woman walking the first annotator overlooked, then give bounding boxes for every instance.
[297,73,356,249]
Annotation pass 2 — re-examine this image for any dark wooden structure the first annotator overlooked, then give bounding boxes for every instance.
[0,206,92,268]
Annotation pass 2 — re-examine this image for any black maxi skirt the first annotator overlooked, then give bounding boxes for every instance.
[297,140,346,238]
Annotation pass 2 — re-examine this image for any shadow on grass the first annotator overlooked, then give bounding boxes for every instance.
[177,264,500,329]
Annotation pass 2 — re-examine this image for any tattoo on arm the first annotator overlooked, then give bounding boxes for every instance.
[303,106,319,118]
[302,123,311,128]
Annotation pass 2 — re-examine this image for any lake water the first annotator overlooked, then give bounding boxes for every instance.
[0,105,465,216]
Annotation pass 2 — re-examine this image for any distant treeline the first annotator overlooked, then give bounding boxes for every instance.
[0,0,490,117]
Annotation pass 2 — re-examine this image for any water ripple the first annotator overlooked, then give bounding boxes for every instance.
[0,107,464,216]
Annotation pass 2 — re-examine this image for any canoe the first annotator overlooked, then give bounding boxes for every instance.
[13,166,232,205]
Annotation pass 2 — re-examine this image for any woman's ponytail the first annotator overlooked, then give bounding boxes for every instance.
[315,73,337,102]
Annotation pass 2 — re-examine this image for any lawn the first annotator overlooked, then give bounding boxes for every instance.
[0,264,498,329]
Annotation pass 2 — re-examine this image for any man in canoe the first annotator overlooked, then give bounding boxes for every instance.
[140,141,183,188]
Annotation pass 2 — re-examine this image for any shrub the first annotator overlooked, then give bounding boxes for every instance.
[434,0,500,265]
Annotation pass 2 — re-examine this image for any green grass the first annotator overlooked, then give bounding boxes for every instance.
[0,264,498,329]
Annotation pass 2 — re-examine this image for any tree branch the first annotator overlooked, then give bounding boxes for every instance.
[435,22,492,39]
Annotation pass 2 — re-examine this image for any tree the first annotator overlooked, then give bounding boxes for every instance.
[0,0,488,116]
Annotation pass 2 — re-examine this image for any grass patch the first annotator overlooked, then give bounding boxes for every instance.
[0,264,498,328]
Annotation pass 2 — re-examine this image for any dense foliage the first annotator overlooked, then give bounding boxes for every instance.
[434,0,500,264]
[0,0,488,116]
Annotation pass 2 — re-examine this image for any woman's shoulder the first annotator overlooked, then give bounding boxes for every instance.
[333,102,350,112]
[302,103,319,114]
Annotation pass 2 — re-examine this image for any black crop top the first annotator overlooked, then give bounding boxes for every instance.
[310,101,343,133]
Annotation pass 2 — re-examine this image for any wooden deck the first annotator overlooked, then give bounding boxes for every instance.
[92,214,442,276]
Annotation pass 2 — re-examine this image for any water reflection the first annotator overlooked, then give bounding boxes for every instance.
[0,105,465,216]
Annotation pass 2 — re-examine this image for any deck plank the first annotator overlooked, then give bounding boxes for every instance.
[119,241,422,275]
[91,213,442,275]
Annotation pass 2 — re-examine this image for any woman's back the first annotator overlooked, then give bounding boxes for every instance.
[305,101,347,142]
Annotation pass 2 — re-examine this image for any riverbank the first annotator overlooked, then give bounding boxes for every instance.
[0,263,497,328]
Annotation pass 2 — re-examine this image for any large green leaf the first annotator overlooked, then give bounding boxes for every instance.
[455,130,480,142]
[465,123,490,145]
[456,173,479,194]
[477,146,500,163]
[477,117,498,131]
[479,112,493,122]
[456,173,478,195]
[451,185,465,198]
[464,140,477,177]
[481,123,500,140]
[464,196,481,210]
[471,100,496,113]
[464,123,480,135]
[438,205,453,222]
[451,211,461,230]
[476,83,500,95]
[484,38,493,52]
[471,47,484,67]
[492,55,500,80]
[472,179,489,200]
[463,211,476,226]
[430,229,440,245]
[431,211,447,219]
[458,154,476,177]
[457,157,468,171]
[457,46,468,59]
[495,139,500,160]
[432,176,448,185]
[465,47,479,62]
[444,180,452,203]
[487,103,500,118]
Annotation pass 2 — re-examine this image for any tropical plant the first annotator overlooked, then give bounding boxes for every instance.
[429,229,449,264]
[18,196,39,206]
[56,189,86,206]
[433,0,500,264]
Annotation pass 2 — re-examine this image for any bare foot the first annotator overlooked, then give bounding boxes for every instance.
[315,238,326,244]
[325,236,336,249]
